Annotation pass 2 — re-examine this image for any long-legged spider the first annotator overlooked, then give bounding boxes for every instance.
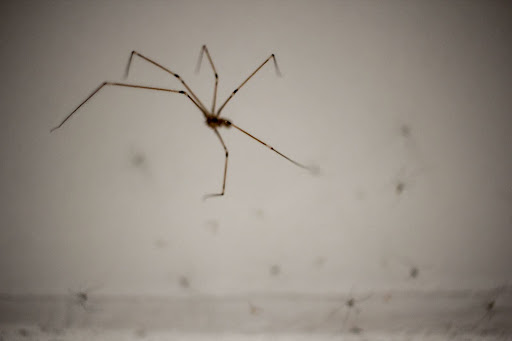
[51,45,310,198]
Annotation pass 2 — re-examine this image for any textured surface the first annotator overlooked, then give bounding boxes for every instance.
[1,289,511,337]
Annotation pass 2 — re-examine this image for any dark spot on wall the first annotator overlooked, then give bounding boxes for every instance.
[205,220,219,234]
[314,257,326,268]
[253,209,264,220]
[154,238,168,249]
[248,302,263,315]
[383,293,392,303]
[179,276,190,289]
[354,188,366,200]
[18,328,29,337]
[395,181,406,195]
[131,152,146,168]
[349,326,363,334]
[269,264,281,276]
[409,266,419,279]
[134,328,147,338]
[400,124,411,138]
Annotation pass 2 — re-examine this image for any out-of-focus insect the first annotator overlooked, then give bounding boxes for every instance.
[51,46,311,198]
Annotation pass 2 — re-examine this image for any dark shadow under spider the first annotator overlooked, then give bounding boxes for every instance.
[51,45,312,198]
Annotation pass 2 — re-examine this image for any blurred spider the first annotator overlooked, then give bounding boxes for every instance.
[323,290,372,331]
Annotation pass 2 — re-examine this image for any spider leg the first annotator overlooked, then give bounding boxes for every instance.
[125,50,208,113]
[216,53,281,116]
[230,122,310,170]
[196,45,219,113]
[326,303,343,320]
[355,294,373,303]
[51,82,205,132]
[203,128,229,199]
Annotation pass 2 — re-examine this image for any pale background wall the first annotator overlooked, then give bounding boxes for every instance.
[0,0,511,298]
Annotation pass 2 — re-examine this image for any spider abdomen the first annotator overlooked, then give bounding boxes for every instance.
[206,115,232,128]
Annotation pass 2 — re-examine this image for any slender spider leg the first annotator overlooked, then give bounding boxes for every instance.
[50,82,204,132]
[216,53,281,116]
[124,50,209,113]
[203,128,229,199]
[230,122,309,169]
[353,294,372,304]
[195,45,219,113]
[326,304,343,320]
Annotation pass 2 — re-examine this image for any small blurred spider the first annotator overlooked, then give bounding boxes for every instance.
[68,284,101,312]
[322,290,372,331]
[471,285,510,330]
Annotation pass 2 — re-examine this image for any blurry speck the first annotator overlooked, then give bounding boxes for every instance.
[249,302,263,315]
[349,326,363,334]
[388,254,428,281]
[205,220,219,234]
[68,284,102,311]
[134,327,147,338]
[395,181,406,195]
[486,300,495,312]
[409,266,419,279]
[75,291,88,307]
[308,163,322,176]
[269,264,281,276]
[390,166,424,198]
[154,238,168,249]
[379,256,388,268]
[17,328,29,337]
[131,150,146,168]
[383,293,392,302]
[253,209,264,220]
[38,323,61,334]
[400,124,411,138]
[179,276,190,289]
[354,188,366,200]
[314,256,326,268]
[128,147,151,177]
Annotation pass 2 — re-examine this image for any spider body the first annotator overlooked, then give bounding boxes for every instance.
[206,115,232,129]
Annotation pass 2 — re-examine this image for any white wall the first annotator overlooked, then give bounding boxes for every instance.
[0,0,511,297]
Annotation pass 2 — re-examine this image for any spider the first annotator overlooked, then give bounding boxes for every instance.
[388,165,426,200]
[68,284,101,312]
[387,253,431,280]
[471,285,510,331]
[322,291,372,331]
[51,45,311,198]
